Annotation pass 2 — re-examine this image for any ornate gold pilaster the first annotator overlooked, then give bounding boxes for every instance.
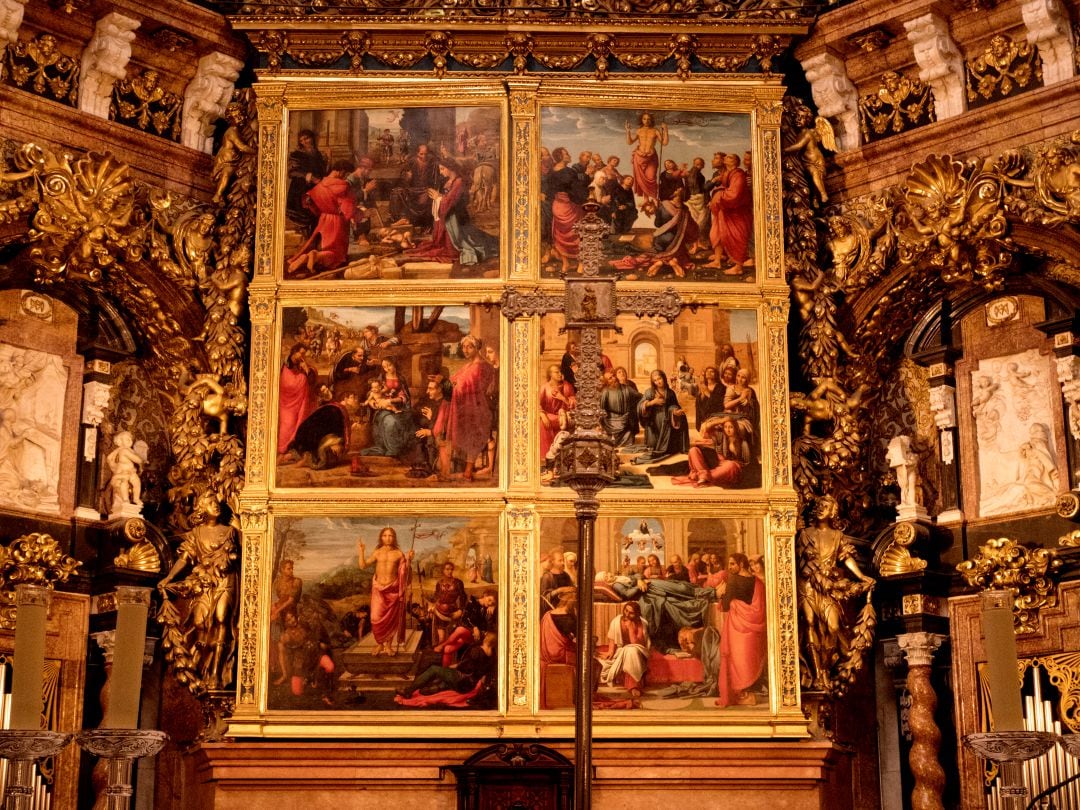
[897,632,947,810]
[505,505,534,712]
[235,506,267,712]
[506,78,539,283]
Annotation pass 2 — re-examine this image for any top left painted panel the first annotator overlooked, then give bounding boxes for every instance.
[284,105,503,282]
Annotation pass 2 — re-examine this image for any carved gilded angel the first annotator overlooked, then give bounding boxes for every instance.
[784,107,836,205]
[212,103,255,205]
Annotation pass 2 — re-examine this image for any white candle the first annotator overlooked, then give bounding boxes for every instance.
[105,586,151,729]
[10,584,51,729]
[980,589,1024,731]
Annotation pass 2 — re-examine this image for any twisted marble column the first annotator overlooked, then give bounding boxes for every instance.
[897,632,948,810]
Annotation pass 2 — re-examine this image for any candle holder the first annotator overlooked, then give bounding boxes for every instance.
[76,729,168,810]
[963,731,1059,809]
[0,730,73,810]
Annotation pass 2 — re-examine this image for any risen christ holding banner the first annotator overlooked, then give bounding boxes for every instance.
[358,528,414,656]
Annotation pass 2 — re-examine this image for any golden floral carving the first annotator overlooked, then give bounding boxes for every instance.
[956,538,1062,633]
[3,33,78,105]
[858,71,935,143]
[966,34,1043,105]
[0,533,80,630]
[110,69,182,142]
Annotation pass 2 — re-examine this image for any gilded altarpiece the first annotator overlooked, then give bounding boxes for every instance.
[231,76,805,740]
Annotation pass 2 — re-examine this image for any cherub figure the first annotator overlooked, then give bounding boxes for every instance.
[784,107,836,205]
[104,430,144,514]
[212,102,254,205]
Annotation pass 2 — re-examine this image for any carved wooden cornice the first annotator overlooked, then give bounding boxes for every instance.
[230,19,809,80]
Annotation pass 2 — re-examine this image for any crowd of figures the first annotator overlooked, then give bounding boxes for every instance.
[283,118,499,280]
[541,341,760,488]
[539,546,767,709]
[269,525,499,710]
[277,314,498,486]
[540,113,754,280]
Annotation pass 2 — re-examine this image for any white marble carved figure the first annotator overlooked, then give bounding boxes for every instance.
[104,430,146,516]
[0,343,69,513]
[972,349,1061,517]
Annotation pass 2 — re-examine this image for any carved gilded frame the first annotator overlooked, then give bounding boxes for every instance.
[233,76,803,738]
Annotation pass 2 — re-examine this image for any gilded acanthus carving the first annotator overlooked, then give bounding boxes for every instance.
[2,32,78,105]
[857,71,935,143]
[0,533,80,630]
[877,521,929,577]
[966,34,1043,105]
[956,537,1062,633]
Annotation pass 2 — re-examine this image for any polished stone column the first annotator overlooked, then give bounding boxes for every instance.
[897,632,948,810]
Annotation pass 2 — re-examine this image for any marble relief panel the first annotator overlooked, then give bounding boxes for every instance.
[0,343,69,514]
[970,347,1061,518]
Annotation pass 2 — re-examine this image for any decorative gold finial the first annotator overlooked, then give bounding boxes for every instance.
[956,537,1061,633]
[0,533,81,629]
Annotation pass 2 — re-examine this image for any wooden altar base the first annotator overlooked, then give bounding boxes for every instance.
[183,740,854,810]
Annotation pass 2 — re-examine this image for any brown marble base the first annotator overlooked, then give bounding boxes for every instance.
[184,740,852,810]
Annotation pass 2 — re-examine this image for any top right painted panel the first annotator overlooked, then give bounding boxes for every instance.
[539,107,754,283]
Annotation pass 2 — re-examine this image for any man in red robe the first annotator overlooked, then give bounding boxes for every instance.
[715,552,767,707]
[706,153,753,276]
[286,159,356,277]
[277,344,318,454]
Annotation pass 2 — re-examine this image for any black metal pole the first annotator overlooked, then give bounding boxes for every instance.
[573,497,597,810]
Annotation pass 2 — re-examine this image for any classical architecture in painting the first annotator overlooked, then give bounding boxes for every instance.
[0,0,1078,807]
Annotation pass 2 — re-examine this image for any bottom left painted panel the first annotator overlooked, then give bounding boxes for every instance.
[269,514,500,711]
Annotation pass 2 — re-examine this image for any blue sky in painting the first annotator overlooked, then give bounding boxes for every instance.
[283,516,471,582]
[541,107,751,167]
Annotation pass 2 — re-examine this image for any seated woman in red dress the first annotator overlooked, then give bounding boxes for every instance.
[673,416,750,488]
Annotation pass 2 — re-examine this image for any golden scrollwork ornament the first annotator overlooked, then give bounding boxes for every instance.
[0,533,81,629]
[956,537,1062,633]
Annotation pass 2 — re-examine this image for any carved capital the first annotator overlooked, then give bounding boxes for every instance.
[1020,0,1076,84]
[81,380,112,426]
[78,12,140,119]
[927,384,957,430]
[181,52,244,154]
[799,51,860,151]
[897,631,946,668]
[0,0,28,47]
[904,13,966,119]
